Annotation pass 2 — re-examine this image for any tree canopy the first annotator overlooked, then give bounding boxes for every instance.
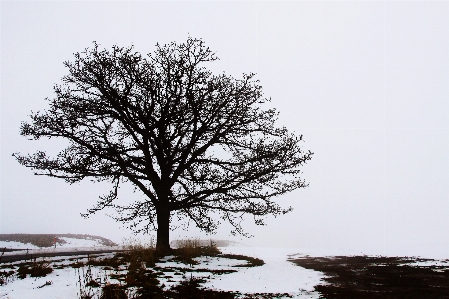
[14,37,313,251]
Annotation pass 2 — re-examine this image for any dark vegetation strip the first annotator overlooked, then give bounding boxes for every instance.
[289,255,449,299]
[220,254,265,267]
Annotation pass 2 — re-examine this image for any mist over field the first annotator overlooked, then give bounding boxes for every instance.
[1,1,448,257]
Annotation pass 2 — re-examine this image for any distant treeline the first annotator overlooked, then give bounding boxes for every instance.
[0,234,117,248]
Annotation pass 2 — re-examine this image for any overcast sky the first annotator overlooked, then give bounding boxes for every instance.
[1,1,448,255]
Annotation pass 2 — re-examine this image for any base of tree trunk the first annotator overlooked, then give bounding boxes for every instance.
[155,245,172,257]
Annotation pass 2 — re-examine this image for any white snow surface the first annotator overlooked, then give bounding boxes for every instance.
[0,241,40,250]
[57,237,107,248]
[1,246,324,299]
[203,247,323,294]
[0,266,79,299]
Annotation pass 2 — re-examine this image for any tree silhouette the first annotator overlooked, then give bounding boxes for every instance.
[13,37,313,251]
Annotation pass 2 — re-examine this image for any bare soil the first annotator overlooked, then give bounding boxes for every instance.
[289,255,449,299]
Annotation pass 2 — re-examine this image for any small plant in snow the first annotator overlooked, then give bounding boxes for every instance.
[0,269,15,286]
[77,264,103,299]
[17,257,53,278]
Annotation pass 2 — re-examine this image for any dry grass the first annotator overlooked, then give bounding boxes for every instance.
[100,284,128,299]
[173,238,201,265]
[121,237,156,268]
[172,238,220,265]
[17,258,53,279]
[77,265,100,299]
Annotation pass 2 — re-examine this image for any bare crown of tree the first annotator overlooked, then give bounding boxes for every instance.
[14,37,313,251]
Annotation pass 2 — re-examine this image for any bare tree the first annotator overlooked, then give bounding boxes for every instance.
[13,37,313,252]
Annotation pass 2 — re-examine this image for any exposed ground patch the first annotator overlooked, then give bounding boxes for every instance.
[289,255,449,299]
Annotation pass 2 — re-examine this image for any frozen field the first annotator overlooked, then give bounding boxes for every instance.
[1,237,448,299]
[0,239,324,299]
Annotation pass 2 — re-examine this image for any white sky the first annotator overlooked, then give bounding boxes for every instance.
[1,1,448,255]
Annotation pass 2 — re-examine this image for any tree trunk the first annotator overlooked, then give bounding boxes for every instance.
[156,207,171,253]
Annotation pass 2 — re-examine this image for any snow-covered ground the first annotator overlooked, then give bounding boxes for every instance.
[1,239,448,299]
[0,262,82,299]
[203,247,323,295]
[0,240,40,250]
[0,242,324,299]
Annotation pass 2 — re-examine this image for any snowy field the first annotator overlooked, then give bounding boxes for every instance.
[202,247,323,295]
[1,237,448,299]
[0,238,325,299]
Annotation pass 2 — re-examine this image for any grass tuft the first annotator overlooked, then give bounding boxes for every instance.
[121,237,156,268]
[17,258,53,278]
[100,283,128,299]
[77,264,102,299]
[172,238,221,266]
[0,270,15,286]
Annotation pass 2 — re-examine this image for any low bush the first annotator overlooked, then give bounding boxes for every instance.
[0,270,15,286]
[17,259,53,278]
[100,284,127,299]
